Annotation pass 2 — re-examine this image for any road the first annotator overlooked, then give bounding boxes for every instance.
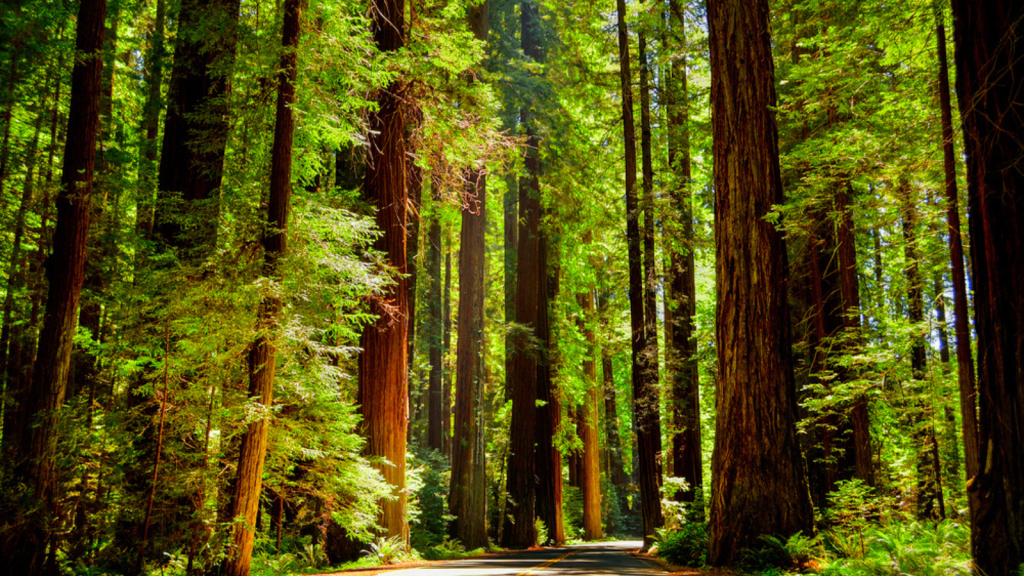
[381,541,666,575]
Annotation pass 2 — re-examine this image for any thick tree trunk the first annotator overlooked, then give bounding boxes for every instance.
[949,4,1024,571]
[706,0,814,565]
[359,0,409,544]
[449,119,488,550]
[223,0,300,572]
[616,0,662,547]
[638,29,663,492]
[934,2,979,492]
[9,0,106,571]
[501,0,542,548]
[578,289,603,540]
[665,0,702,515]
[535,233,564,545]
[154,0,241,257]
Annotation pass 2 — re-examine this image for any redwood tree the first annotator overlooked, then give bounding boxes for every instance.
[615,0,662,545]
[706,0,814,565]
[11,0,106,570]
[501,0,542,548]
[950,1,1024,572]
[223,0,301,571]
[154,0,241,256]
[448,2,489,546]
[359,0,409,544]
[933,0,978,494]
[665,0,702,514]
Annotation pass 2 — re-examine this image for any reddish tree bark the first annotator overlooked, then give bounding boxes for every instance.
[934,2,979,492]
[665,0,702,515]
[449,2,489,549]
[950,5,1024,569]
[578,289,603,540]
[223,0,301,572]
[616,0,662,546]
[706,0,814,565]
[11,0,106,571]
[359,0,409,544]
[501,0,542,548]
[535,234,564,545]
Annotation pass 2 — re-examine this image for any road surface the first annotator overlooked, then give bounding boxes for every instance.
[382,541,666,575]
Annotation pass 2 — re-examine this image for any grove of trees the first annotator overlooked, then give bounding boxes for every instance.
[0,0,1021,574]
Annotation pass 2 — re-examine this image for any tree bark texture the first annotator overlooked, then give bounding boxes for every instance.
[950,2,1024,572]
[359,0,409,544]
[578,290,603,540]
[665,0,702,514]
[450,162,488,550]
[535,233,564,545]
[501,0,542,548]
[223,0,300,572]
[427,177,444,453]
[616,0,662,546]
[442,248,453,458]
[154,0,241,257]
[706,0,814,565]
[934,2,979,489]
[10,0,106,571]
[835,187,874,487]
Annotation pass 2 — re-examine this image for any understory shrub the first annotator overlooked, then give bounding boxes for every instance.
[654,522,709,567]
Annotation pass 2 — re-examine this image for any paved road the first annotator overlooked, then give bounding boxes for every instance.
[382,541,666,575]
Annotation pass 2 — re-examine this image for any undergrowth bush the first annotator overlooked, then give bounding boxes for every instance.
[654,522,709,567]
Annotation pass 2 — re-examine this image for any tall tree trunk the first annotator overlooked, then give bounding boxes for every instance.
[616,0,662,546]
[665,0,702,515]
[449,1,489,539]
[706,0,814,565]
[427,175,444,452]
[442,247,453,458]
[154,0,241,257]
[406,152,422,412]
[359,0,409,544]
[638,28,663,491]
[137,0,165,239]
[835,186,874,487]
[578,289,602,540]
[501,0,542,548]
[535,232,564,545]
[951,4,1024,570]
[934,1,979,493]
[223,0,300,572]
[0,98,45,458]
[901,190,944,520]
[9,0,106,571]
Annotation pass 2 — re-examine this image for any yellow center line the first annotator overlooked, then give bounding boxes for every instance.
[515,550,580,576]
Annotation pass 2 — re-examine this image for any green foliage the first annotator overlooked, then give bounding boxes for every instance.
[654,522,709,568]
[408,449,452,551]
[562,485,584,539]
[420,537,484,561]
[361,535,411,566]
[818,521,971,576]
